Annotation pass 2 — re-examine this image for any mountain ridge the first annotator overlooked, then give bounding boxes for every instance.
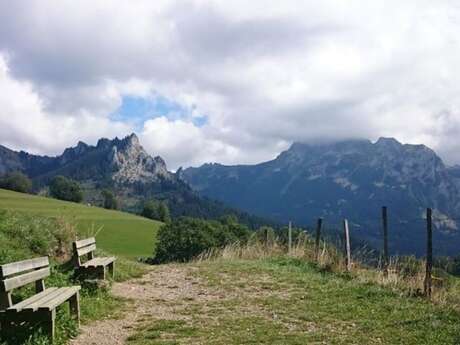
[181,137,460,255]
[0,134,273,228]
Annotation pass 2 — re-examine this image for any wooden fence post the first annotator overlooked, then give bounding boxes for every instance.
[382,206,389,276]
[424,208,433,297]
[343,219,352,272]
[264,227,269,249]
[288,221,292,255]
[315,218,323,260]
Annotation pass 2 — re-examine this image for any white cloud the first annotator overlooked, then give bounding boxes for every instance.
[0,55,131,155]
[1,0,460,168]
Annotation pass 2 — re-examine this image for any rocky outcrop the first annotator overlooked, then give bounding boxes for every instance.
[0,133,173,186]
[182,138,460,255]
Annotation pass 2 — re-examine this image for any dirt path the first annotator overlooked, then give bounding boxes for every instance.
[70,264,215,345]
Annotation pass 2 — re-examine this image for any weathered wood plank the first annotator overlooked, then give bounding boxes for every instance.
[76,243,96,257]
[2,267,50,292]
[37,287,81,311]
[74,237,96,249]
[82,257,115,268]
[0,257,49,278]
[22,287,76,312]
[7,288,58,312]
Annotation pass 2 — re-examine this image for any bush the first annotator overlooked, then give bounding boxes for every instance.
[141,200,171,223]
[101,189,118,210]
[0,211,76,265]
[153,217,250,263]
[49,175,83,203]
[0,171,32,193]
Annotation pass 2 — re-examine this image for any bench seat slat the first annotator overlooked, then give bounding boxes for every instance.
[6,288,58,312]
[37,287,80,311]
[0,257,49,278]
[74,237,96,249]
[77,244,96,257]
[23,286,80,312]
[21,288,70,312]
[82,257,115,268]
[2,267,50,292]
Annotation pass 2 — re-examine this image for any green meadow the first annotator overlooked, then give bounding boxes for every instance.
[0,188,161,258]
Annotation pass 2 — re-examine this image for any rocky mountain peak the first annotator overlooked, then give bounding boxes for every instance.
[108,134,171,184]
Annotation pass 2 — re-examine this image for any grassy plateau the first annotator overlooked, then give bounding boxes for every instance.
[129,257,460,345]
[0,188,161,258]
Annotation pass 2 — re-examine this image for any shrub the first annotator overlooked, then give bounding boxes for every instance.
[101,189,118,210]
[153,217,250,263]
[141,200,159,220]
[141,200,171,223]
[0,171,32,193]
[157,202,171,223]
[49,175,83,203]
[0,211,76,265]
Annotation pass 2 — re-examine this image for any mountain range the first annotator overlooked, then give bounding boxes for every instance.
[181,138,460,255]
[2,134,460,255]
[0,134,268,227]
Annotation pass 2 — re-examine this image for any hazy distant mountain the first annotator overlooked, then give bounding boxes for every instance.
[182,138,460,255]
[0,134,269,227]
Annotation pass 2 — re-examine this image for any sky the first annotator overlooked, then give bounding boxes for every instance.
[1,0,460,170]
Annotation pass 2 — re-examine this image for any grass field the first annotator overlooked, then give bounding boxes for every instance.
[129,258,460,345]
[0,188,161,258]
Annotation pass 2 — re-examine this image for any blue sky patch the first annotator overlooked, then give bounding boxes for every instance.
[111,95,208,129]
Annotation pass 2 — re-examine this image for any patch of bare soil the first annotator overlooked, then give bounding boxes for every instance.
[70,264,220,345]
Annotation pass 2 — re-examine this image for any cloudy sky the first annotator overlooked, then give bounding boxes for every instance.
[1,0,460,170]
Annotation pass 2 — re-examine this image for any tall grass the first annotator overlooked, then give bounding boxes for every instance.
[196,230,460,308]
[0,211,148,345]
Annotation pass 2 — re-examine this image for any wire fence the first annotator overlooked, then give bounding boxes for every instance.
[284,206,457,298]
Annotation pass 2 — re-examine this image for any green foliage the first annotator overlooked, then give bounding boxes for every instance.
[101,189,118,210]
[0,188,160,258]
[141,199,170,223]
[141,200,159,220]
[0,210,146,345]
[154,217,250,263]
[157,202,171,223]
[0,211,75,265]
[49,175,83,203]
[0,171,32,193]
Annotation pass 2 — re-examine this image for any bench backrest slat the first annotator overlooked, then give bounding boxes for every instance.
[1,267,50,292]
[76,243,96,257]
[0,257,49,278]
[74,237,96,249]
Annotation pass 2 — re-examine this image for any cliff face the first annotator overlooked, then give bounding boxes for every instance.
[0,133,174,186]
[182,138,460,255]
[0,134,266,227]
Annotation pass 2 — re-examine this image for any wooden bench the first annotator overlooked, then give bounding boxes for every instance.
[72,237,115,280]
[0,257,80,342]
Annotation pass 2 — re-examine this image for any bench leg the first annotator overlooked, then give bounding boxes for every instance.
[40,309,55,343]
[108,262,115,279]
[69,292,81,326]
[0,315,12,339]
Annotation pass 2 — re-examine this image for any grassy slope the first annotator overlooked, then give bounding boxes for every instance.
[0,188,161,258]
[130,258,460,345]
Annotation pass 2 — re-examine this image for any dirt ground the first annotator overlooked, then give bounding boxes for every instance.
[70,265,193,345]
[70,264,224,345]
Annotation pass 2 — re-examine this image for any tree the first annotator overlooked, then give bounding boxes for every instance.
[157,202,171,223]
[49,176,83,203]
[0,171,32,193]
[101,189,118,210]
[141,200,159,220]
[153,217,249,263]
